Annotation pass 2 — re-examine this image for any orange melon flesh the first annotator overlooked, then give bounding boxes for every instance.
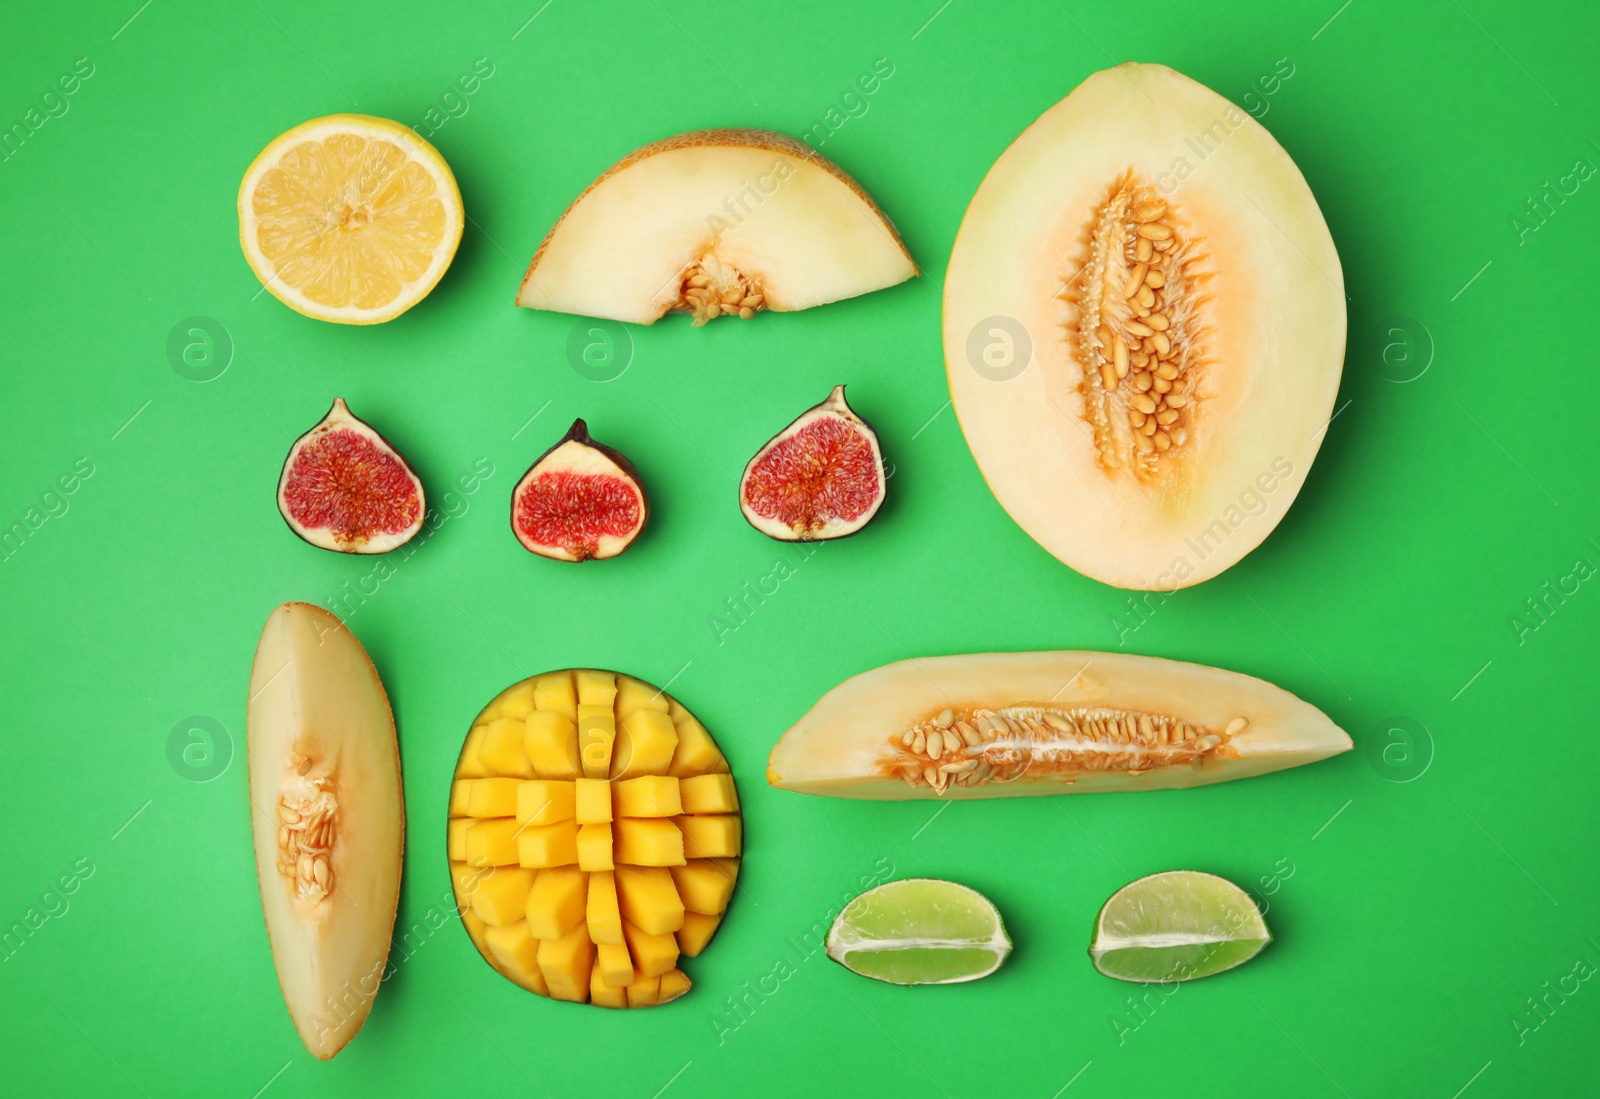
[768,651,1350,800]
[448,670,740,1007]
[247,603,403,1059]
[943,63,1345,590]
[517,130,916,325]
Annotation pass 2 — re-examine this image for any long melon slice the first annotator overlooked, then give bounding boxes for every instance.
[247,602,404,1058]
[768,651,1349,800]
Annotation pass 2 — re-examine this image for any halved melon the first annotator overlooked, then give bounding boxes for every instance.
[517,129,917,325]
[247,603,404,1058]
[943,64,1345,590]
[768,651,1349,800]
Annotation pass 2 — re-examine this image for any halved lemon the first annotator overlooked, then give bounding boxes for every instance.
[239,114,464,325]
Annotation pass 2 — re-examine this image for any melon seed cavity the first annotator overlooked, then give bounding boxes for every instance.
[276,762,337,906]
[677,253,766,324]
[886,706,1247,795]
[1066,171,1212,477]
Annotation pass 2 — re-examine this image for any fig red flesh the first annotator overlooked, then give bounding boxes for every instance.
[512,419,647,561]
[278,399,425,554]
[740,385,886,541]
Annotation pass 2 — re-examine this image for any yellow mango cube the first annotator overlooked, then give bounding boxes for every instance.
[517,820,578,868]
[627,973,661,1008]
[449,779,474,817]
[671,858,739,915]
[485,680,536,722]
[447,817,473,861]
[537,923,594,1003]
[615,865,685,935]
[523,711,580,779]
[679,772,739,815]
[615,818,686,866]
[596,940,634,988]
[613,709,678,779]
[678,814,742,859]
[577,822,614,871]
[586,870,624,945]
[466,818,521,867]
[468,777,520,817]
[524,867,586,940]
[676,911,723,957]
[591,958,629,1005]
[484,919,541,976]
[658,968,692,1004]
[472,867,537,927]
[574,778,613,824]
[577,703,616,779]
[615,675,670,720]
[532,671,576,717]
[668,715,728,776]
[457,725,490,778]
[516,780,576,825]
[479,717,535,777]
[575,669,618,706]
[624,920,680,978]
[461,909,494,957]
[450,861,491,910]
[614,775,681,818]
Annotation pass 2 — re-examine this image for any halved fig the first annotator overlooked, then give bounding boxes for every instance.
[277,398,425,554]
[247,603,404,1059]
[517,129,917,325]
[943,64,1346,590]
[512,419,647,561]
[740,385,886,541]
[768,651,1350,800]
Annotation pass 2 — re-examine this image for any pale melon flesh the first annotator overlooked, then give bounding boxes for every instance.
[943,63,1346,590]
[518,129,916,325]
[247,603,404,1059]
[767,651,1350,800]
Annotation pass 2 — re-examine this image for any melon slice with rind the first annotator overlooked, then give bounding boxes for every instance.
[517,129,917,325]
[768,650,1350,800]
[827,878,1011,985]
[247,602,404,1059]
[1090,870,1270,983]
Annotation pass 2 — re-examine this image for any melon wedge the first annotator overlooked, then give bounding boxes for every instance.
[247,603,404,1058]
[943,63,1346,590]
[768,651,1349,800]
[517,129,917,325]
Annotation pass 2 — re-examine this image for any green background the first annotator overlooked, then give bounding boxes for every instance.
[3,0,1596,1095]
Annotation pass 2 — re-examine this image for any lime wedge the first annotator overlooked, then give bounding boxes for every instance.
[827,878,1011,985]
[1089,870,1270,983]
